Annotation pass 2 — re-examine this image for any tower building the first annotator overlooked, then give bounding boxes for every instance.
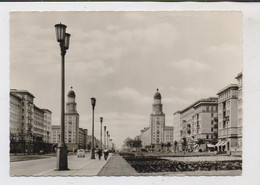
[64,87,79,151]
[150,89,165,150]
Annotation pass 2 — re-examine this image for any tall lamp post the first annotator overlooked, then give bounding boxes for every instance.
[107,131,109,149]
[104,126,106,149]
[91,98,96,159]
[55,23,70,171]
[100,117,103,151]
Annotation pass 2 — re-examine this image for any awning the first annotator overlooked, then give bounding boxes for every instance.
[220,141,227,146]
[207,144,215,148]
[215,141,222,147]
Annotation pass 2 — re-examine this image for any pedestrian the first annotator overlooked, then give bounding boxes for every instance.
[104,148,109,160]
[97,148,102,160]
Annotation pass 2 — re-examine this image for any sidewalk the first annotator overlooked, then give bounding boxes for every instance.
[98,154,138,176]
[34,154,111,176]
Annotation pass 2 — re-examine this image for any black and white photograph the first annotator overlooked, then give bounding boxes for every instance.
[1,2,260,185]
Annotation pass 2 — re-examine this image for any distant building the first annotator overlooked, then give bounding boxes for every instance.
[51,88,87,152]
[164,126,173,144]
[64,87,79,151]
[78,128,88,149]
[140,127,151,148]
[216,72,242,153]
[43,109,52,143]
[173,97,218,152]
[51,125,60,144]
[173,111,181,150]
[139,89,173,151]
[150,89,165,150]
[9,89,52,153]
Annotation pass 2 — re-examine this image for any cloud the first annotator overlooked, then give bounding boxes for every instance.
[108,87,151,104]
[163,97,189,105]
[68,60,115,81]
[172,59,209,71]
[183,87,217,97]
[206,43,241,55]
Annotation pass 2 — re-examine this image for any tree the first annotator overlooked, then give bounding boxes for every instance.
[123,137,133,150]
[133,139,142,151]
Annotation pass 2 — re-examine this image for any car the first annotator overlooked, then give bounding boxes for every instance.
[77,149,85,158]
[39,150,45,154]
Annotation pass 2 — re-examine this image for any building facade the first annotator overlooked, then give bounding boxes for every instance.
[150,89,165,151]
[173,111,181,151]
[64,88,79,151]
[236,72,243,152]
[10,89,52,153]
[173,97,218,152]
[216,73,242,154]
[140,127,151,148]
[164,126,173,144]
[139,89,173,151]
[51,125,61,144]
[43,109,52,143]
[78,128,88,149]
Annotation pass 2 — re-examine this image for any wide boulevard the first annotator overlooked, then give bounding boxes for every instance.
[10,153,110,176]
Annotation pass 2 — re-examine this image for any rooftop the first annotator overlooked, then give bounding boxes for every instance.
[10,89,35,98]
[235,72,242,79]
[217,84,238,95]
[179,97,218,114]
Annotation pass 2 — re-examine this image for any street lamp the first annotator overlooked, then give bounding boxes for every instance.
[55,23,70,171]
[107,131,109,149]
[100,117,103,151]
[91,97,96,159]
[104,126,106,149]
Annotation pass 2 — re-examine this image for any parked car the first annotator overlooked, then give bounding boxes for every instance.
[39,150,45,154]
[77,149,85,158]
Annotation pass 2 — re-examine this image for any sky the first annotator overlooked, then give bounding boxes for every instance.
[10,11,242,149]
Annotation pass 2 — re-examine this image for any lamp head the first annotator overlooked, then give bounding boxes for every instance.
[91,97,96,107]
[55,23,67,42]
[64,33,71,50]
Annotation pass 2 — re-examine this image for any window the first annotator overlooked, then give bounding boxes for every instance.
[211,113,214,117]
[211,127,213,132]
[211,120,213,125]
[206,135,209,139]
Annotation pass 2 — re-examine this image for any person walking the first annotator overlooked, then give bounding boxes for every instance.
[97,148,102,160]
[104,148,109,160]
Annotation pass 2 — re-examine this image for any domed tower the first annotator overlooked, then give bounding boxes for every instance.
[152,88,163,114]
[150,89,165,149]
[66,87,77,113]
[65,86,79,151]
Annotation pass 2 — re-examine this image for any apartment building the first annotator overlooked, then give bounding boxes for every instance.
[10,89,52,153]
[173,97,218,151]
[216,72,242,153]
